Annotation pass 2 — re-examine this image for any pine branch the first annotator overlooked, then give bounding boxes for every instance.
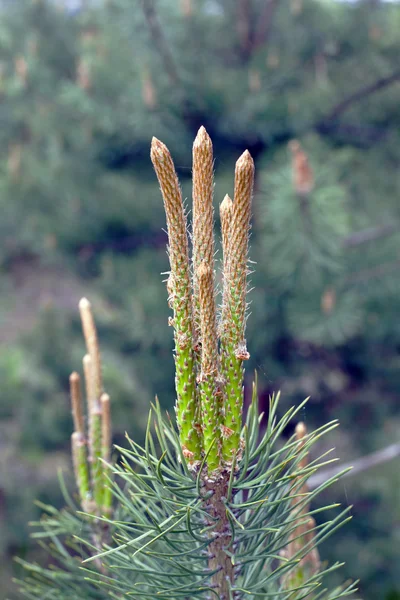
[139,0,180,87]
[321,68,400,123]
[342,223,398,248]
[309,442,400,490]
[192,126,215,355]
[198,262,220,472]
[151,136,202,463]
[220,150,254,462]
[236,0,252,58]
[236,0,279,61]
[18,128,357,600]
[253,0,279,51]
[343,259,400,287]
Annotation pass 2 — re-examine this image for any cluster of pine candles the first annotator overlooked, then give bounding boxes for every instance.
[62,127,354,600]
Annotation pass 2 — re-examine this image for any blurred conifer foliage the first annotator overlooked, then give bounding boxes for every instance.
[16,129,358,600]
[0,0,399,598]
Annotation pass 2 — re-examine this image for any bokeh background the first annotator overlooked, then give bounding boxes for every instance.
[1,0,400,598]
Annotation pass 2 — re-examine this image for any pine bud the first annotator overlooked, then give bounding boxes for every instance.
[71,432,91,510]
[220,150,254,462]
[70,372,84,436]
[198,262,220,471]
[101,393,113,516]
[151,137,202,462]
[220,194,233,331]
[90,401,103,510]
[79,298,102,401]
[192,126,215,347]
[281,421,321,590]
[101,393,111,464]
[288,140,314,195]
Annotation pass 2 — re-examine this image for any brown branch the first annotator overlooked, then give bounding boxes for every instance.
[322,68,400,122]
[236,0,279,61]
[236,0,253,56]
[253,0,280,50]
[309,442,400,490]
[342,223,398,248]
[343,259,400,287]
[139,0,180,87]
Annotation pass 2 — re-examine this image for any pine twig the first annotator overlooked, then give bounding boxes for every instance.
[192,125,215,350]
[309,442,400,490]
[281,422,321,591]
[220,150,254,462]
[139,0,180,87]
[70,372,85,437]
[77,299,113,516]
[79,298,102,401]
[70,371,90,510]
[198,262,220,472]
[151,137,202,463]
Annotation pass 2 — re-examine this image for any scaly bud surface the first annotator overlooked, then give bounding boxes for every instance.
[70,372,84,436]
[79,298,102,400]
[88,385,103,510]
[83,354,95,413]
[71,432,91,510]
[198,261,220,471]
[221,150,254,461]
[151,137,202,462]
[220,194,233,290]
[192,126,215,349]
[75,303,114,515]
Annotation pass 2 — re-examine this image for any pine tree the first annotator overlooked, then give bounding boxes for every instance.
[16,129,357,600]
[1,1,400,597]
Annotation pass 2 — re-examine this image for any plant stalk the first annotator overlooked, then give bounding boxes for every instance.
[203,472,234,600]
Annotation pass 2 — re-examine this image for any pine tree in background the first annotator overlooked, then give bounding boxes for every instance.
[0,0,399,597]
[16,129,356,600]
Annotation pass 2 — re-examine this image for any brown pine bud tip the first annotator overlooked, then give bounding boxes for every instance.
[150,136,169,161]
[295,422,307,439]
[235,149,255,172]
[220,194,233,216]
[233,150,254,226]
[193,125,212,148]
[79,297,91,310]
[70,371,80,384]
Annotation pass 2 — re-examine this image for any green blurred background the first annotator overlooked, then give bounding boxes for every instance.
[1,0,400,597]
